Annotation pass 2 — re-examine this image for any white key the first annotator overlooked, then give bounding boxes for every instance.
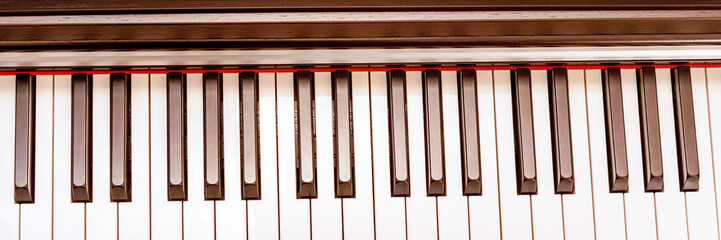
[86,74,117,240]
[343,71,375,240]
[685,67,720,240]
[405,71,439,240]
[371,71,407,240]
[0,75,18,240]
[468,70,501,240]
[563,69,596,239]
[621,68,658,240]
[277,72,311,240]
[53,74,85,239]
[653,68,688,240]
[19,75,53,240]
[584,69,627,240]
[437,71,470,240]
[247,72,280,240]
[528,70,564,240]
[216,73,247,240]
[310,72,343,240]
[150,74,182,240]
[118,74,151,240]
[184,73,216,240]
[707,68,721,240]
[494,70,533,239]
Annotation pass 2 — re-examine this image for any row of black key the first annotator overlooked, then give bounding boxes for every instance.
[12,67,700,204]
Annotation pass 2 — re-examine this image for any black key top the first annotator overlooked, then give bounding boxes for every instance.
[511,68,537,195]
[110,73,132,202]
[15,74,35,203]
[203,72,225,200]
[548,68,575,194]
[71,73,93,202]
[240,72,261,200]
[602,67,629,193]
[422,69,446,196]
[387,70,411,197]
[637,66,664,192]
[671,66,700,191]
[457,69,482,196]
[167,72,188,201]
[332,70,356,198]
[295,71,317,199]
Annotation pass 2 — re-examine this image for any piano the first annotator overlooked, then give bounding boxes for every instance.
[2,1,721,239]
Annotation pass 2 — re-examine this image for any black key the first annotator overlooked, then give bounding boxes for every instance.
[457,69,482,196]
[167,72,188,201]
[71,73,92,202]
[548,68,575,194]
[240,72,261,200]
[637,66,664,192]
[332,70,356,198]
[15,74,35,203]
[511,68,537,195]
[602,67,629,193]
[295,71,317,199]
[671,66,700,191]
[422,69,446,196]
[203,72,225,200]
[387,70,411,197]
[110,73,131,202]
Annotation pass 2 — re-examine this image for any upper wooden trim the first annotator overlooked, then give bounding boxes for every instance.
[2,0,721,15]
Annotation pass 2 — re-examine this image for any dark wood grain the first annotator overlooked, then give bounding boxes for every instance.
[2,11,721,50]
[2,0,720,14]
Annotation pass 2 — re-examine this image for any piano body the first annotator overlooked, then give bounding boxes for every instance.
[2,1,721,239]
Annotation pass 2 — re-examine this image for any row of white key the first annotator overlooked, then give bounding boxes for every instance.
[2,68,721,240]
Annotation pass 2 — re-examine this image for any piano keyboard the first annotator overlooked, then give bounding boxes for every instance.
[3,63,721,240]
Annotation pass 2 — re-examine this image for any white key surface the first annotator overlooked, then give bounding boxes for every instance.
[247,72,280,240]
[584,69,627,240]
[0,75,18,240]
[468,70,502,240]
[685,67,720,240]
[528,70,564,240]
[563,69,597,239]
[706,68,721,240]
[311,72,343,240]
[119,74,151,240]
[183,73,216,240]
[621,68,658,240]
[437,71,470,240]
[216,73,247,240]
[494,70,533,239]
[653,68,689,240]
[86,74,118,240]
[370,71,407,240]
[405,71,439,240]
[149,74,183,240]
[277,72,311,240]
[20,75,53,240]
[53,74,85,239]
[343,71,376,240]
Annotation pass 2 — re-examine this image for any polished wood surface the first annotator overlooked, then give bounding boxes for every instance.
[2,0,719,14]
[1,9,721,50]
